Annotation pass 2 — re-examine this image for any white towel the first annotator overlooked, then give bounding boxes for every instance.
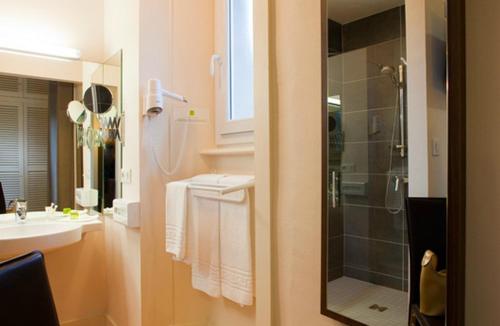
[165,180,189,260]
[190,174,227,185]
[189,174,226,298]
[219,175,254,306]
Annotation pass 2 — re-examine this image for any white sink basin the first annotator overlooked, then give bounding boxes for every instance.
[0,223,82,257]
[0,212,103,258]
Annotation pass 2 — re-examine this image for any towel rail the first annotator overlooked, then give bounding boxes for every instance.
[187,180,254,195]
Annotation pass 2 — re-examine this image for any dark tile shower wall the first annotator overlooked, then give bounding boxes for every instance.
[327,6,408,291]
[342,7,404,52]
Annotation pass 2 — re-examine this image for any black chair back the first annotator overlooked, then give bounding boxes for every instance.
[0,251,59,326]
[0,182,6,214]
[406,197,447,308]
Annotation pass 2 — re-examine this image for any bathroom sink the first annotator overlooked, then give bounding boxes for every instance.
[0,223,81,258]
[0,212,103,258]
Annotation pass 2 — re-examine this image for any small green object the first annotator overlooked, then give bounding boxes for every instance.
[70,211,79,220]
[188,109,196,117]
[63,208,72,215]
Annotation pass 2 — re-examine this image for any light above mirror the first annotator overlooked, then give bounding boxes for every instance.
[0,38,81,60]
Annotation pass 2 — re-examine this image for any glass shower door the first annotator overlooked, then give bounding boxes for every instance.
[325,3,409,325]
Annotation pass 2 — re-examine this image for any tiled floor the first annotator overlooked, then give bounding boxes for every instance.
[327,277,408,326]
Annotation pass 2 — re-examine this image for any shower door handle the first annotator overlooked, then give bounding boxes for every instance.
[331,171,339,208]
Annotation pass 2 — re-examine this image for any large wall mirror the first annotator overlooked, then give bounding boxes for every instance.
[321,1,465,325]
[0,50,123,215]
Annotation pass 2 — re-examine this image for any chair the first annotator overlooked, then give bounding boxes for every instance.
[0,182,6,214]
[0,251,59,326]
[406,198,446,326]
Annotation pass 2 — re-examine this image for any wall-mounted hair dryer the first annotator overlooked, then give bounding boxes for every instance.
[144,79,188,117]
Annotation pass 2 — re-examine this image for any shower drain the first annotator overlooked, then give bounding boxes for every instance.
[369,304,389,312]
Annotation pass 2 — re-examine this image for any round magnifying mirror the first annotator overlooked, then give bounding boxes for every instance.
[83,85,113,114]
[66,101,87,125]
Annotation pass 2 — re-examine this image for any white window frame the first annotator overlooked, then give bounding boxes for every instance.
[215,0,255,145]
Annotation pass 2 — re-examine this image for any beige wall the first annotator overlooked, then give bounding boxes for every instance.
[139,0,217,325]
[102,1,142,325]
[406,0,448,198]
[104,217,141,326]
[0,0,104,62]
[466,0,500,324]
[406,0,430,197]
[138,0,267,324]
[270,0,341,325]
[139,0,176,324]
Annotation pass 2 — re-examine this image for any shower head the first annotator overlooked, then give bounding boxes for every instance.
[378,65,399,87]
[380,65,396,75]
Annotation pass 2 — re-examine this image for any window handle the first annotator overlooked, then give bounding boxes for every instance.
[210,54,222,77]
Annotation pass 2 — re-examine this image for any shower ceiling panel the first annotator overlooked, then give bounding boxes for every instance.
[327,0,405,23]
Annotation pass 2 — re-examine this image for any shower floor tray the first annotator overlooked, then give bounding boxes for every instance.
[327,277,408,326]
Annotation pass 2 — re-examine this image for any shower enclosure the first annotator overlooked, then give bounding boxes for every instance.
[325,3,409,325]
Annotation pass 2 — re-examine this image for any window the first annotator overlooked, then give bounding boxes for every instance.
[228,0,254,121]
[215,0,254,144]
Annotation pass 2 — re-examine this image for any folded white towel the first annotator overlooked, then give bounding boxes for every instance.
[190,174,227,184]
[219,175,254,306]
[190,174,226,298]
[165,180,189,261]
[168,173,254,305]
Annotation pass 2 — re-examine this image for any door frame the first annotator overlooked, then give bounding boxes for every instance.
[320,0,466,325]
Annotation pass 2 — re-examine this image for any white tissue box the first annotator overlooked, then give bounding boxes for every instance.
[112,199,140,228]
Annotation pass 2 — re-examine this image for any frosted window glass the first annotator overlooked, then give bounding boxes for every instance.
[228,0,254,120]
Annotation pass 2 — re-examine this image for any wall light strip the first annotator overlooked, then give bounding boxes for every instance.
[0,39,81,60]
[328,96,341,106]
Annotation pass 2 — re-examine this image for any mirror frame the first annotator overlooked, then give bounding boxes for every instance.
[320,0,466,325]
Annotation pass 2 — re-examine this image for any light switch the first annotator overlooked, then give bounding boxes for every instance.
[432,138,440,156]
[121,169,132,184]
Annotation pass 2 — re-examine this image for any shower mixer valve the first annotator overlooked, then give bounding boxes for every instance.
[395,144,406,157]
[393,175,409,192]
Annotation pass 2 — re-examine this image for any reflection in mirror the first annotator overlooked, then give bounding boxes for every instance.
[66,100,87,125]
[323,1,448,325]
[0,75,79,212]
[83,85,113,114]
[64,50,123,212]
[87,50,123,210]
[0,50,122,217]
